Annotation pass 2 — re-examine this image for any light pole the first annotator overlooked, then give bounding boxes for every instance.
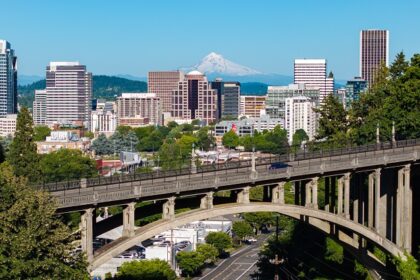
[269,254,285,280]
[191,143,197,174]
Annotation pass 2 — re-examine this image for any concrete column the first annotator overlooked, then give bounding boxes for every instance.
[337,177,343,215]
[396,168,403,247]
[374,168,381,232]
[312,177,319,209]
[80,208,94,262]
[263,185,270,202]
[324,177,330,212]
[368,173,374,229]
[305,181,312,207]
[122,202,136,237]
[163,197,176,220]
[403,165,412,252]
[271,182,285,204]
[330,177,336,212]
[344,173,351,219]
[200,192,214,209]
[237,187,250,204]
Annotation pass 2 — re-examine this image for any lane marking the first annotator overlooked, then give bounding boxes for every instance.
[233,260,258,280]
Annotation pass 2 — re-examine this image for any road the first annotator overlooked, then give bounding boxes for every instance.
[196,235,268,280]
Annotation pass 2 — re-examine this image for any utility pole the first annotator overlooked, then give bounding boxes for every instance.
[270,254,285,280]
[276,215,279,242]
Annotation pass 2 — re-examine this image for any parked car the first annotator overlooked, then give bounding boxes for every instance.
[269,162,289,170]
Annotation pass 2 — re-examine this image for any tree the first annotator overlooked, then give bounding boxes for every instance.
[112,259,176,280]
[222,129,239,149]
[84,131,94,139]
[314,94,348,141]
[264,125,288,154]
[324,237,343,264]
[33,125,51,141]
[7,107,41,182]
[0,163,89,279]
[232,221,254,243]
[392,254,420,280]
[389,51,409,80]
[116,125,132,136]
[176,251,205,277]
[196,127,215,151]
[91,133,113,155]
[40,149,97,182]
[196,243,219,264]
[292,129,309,148]
[205,232,232,256]
[243,212,274,233]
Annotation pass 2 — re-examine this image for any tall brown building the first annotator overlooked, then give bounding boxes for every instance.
[171,70,217,124]
[148,71,184,114]
[360,30,389,87]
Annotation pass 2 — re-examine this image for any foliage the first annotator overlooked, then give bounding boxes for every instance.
[40,149,97,182]
[84,131,94,139]
[232,221,254,241]
[324,237,343,264]
[0,136,12,156]
[292,129,309,151]
[392,253,420,280]
[196,126,215,151]
[196,243,219,264]
[176,251,205,277]
[112,259,176,280]
[354,260,371,279]
[243,212,274,233]
[241,126,289,154]
[0,163,89,279]
[222,129,240,149]
[158,135,197,170]
[92,133,113,155]
[373,246,387,264]
[7,107,41,182]
[33,125,51,141]
[205,232,232,255]
[109,130,139,154]
[314,94,348,141]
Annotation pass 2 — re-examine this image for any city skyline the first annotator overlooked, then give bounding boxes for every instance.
[1,1,419,80]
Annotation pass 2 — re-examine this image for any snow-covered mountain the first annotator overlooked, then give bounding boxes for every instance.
[189,52,261,76]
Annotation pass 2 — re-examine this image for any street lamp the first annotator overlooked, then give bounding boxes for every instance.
[269,254,285,280]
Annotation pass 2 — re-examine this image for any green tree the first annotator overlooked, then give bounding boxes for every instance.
[393,254,420,280]
[222,129,239,149]
[264,125,288,154]
[0,163,89,279]
[176,251,205,277]
[113,259,176,280]
[91,133,113,155]
[243,212,274,233]
[84,131,94,139]
[389,51,409,80]
[232,221,254,243]
[7,107,41,182]
[33,125,51,141]
[196,126,215,151]
[314,94,348,141]
[116,125,132,136]
[0,135,12,156]
[205,232,232,255]
[292,129,309,151]
[40,149,97,182]
[196,243,219,264]
[324,237,343,264]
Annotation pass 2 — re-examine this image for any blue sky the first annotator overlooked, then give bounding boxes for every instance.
[2,0,419,80]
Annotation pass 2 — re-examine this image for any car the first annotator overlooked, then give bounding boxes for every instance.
[269,162,289,170]
[245,237,257,243]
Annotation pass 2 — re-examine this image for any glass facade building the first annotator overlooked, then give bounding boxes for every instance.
[0,40,17,117]
[345,77,367,109]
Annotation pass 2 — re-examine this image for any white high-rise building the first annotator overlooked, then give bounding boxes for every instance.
[284,96,317,144]
[294,59,334,104]
[117,93,161,126]
[0,40,17,117]
[33,89,47,125]
[91,109,117,136]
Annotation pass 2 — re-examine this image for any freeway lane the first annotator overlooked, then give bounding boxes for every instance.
[196,234,269,280]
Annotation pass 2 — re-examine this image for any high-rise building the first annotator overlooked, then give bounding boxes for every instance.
[39,62,92,129]
[284,96,317,144]
[210,79,241,120]
[148,71,184,114]
[266,84,319,119]
[360,30,389,87]
[117,93,161,126]
[345,77,367,109]
[240,95,266,118]
[294,59,334,104]
[171,71,217,124]
[0,114,17,137]
[91,108,117,136]
[33,89,47,125]
[0,40,17,117]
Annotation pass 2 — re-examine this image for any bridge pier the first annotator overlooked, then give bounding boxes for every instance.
[272,182,285,204]
[374,169,381,233]
[396,164,412,252]
[80,208,94,262]
[163,197,176,220]
[368,172,375,229]
[200,192,214,209]
[237,187,250,204]
[122,202,136,237]
[304,177,318,209]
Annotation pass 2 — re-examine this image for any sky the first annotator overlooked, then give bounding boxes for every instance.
[2,0,419,80]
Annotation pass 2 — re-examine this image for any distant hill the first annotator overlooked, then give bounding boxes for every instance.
[18,75,148,108]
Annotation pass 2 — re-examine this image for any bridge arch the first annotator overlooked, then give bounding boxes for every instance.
[92,202,406,270]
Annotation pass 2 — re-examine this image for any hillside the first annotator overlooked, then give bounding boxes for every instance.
[18,75,148,108]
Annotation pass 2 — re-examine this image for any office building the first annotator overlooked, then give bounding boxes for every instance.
[117,93,161,126]
[284,96,317,144]
[36,131,91,154]
[171,71,217,124]
[294,59,334,104]
[35,62,92,129]
[240,95,266,118]
[0,114,17,137]
[360,30,389,87]
[148,71,184,114]
[215,115,284,137]
[266,84,319,119]
[0,40,17,117]
[210,79,241,119]
[335,88,347,108]
[91,101,117,136]
[345,77,367,108]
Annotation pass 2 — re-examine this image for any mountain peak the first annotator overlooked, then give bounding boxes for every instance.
[192,52,261,76]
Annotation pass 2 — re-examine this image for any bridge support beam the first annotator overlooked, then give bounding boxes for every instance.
[338,177,343,215]
[122,202,136,237]
[163,197,176,220]
[396,165,412,252]
[344,173,350,219]
[368,172,374,229]
[80,208,94,262]
[304,177,318,209]
[374,169,381,233]
[237,187,250,204]
[200,192,214,209]
[272,182,285,204]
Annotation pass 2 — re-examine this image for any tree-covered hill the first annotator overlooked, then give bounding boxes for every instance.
[18,75,148,108]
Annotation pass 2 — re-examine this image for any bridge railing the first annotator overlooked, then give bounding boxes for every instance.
[35,138,420,192]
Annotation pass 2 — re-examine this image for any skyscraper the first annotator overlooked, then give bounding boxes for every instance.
[171,70,217,124]
[284,96,317,144]
[360,30,389,87]
[148,71,184,114]
[117,93,161,126]
[240,95,266,118]
[33,89,47,125]
[210,79,241,120]
[0,40,17,117]
[35,62,92,129]
[345,77,367,109]
[294,59,334,104]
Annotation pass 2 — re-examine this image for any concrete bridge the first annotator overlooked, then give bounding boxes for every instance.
[43,139,420,271]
